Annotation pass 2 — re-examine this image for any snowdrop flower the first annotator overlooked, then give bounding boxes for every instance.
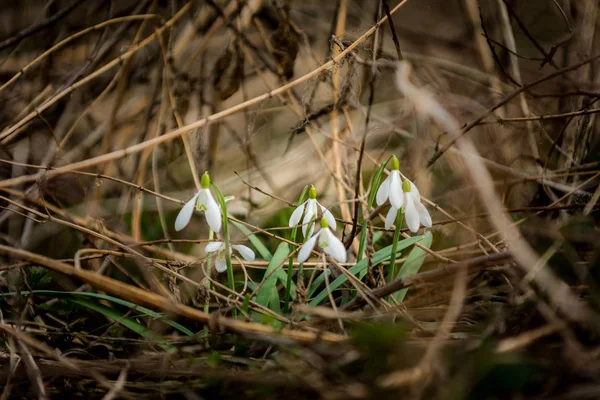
[205,241,255,273]
[376,155,404,209]
[175,171,222,233]
[298,217,346,263]
[404,179,432,231]
[385,179,432,232]
[288,185,336,238]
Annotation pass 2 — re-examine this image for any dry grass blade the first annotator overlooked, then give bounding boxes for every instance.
[396,62,598,331]
[0,0,411,190]
[0,245,344,344]
[1,1,600,398]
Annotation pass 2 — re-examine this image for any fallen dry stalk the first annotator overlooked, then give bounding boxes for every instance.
[0,0,411,190]
[395,61,598,332]
[0,245,345,344]
[342,251,513,311]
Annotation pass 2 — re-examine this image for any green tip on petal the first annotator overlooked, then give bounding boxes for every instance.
[402,179,411,192]
[201,172,211,189]
[309,185,317,199]
[320,216,328,229]
[390,155,400,171]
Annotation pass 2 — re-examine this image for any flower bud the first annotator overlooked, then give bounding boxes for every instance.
[390,155,400,171]
[402,179,412,192]
[320,216,328,229]
[201,172,211,189]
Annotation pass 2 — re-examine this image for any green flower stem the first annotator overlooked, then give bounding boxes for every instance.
[284,186,309,314]
[300,220,315,273]
[211,182,236,316]
[358,158,388,260]
[357,219,367,261]
[284,243,297,314]
[387,209,404,282]
[203,228,214,338]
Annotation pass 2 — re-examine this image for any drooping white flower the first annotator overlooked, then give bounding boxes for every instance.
[376,155,404,209]
[175,171,222,233]
[385,179,432,232]
[288,185,336,238]
[205,241,255,273]
[298,217,346,263]
[405,179,432,230]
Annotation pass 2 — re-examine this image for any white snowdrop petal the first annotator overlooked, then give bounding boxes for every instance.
[305,223,316,239]
[404,195,420,233]
[323,229,346,263]
[197,189,208,208]
[298,233,319,263]
[320,204,337,231]
[317,228,328,247]
[205,241,225,253]
[416,201,432,228]
[389,171,404,209]
[174,193,199,232]
[215,258,228,273]
[376,175,391,206]
[201,189,222,233]
[409,180,421,201]
[289,201,306,227]
[302,199,317,238]
[232,245,255,261]
[303,199,317,223]
[385,206,399,230]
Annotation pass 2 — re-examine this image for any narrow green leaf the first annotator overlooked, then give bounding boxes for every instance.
[1,290,195,337]
[308,235,422,298]
[255,242,290,312]
[308,235,424,306]
[70,298,175,351]
[232,221,272,261]
[250,272,296,295]
[393,230,433,301]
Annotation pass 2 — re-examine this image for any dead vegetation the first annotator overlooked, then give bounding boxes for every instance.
[1,0,600,398]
